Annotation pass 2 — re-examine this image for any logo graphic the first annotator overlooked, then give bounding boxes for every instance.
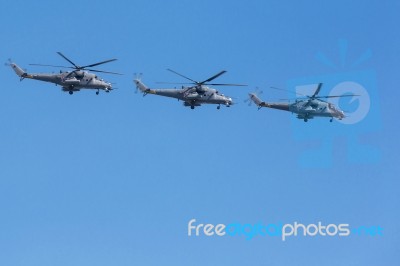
[187,219,383,241]
[287,39,381,167]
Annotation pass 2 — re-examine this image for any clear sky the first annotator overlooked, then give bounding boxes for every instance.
[1,0,399,265]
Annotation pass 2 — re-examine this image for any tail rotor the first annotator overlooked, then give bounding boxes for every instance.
[134,73,143,94]
[4,58,12,66]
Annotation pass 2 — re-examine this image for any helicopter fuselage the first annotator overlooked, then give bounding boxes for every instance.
[289,99,345,120]
[9,52,119,95]
[11,63,112,93]
[262,99,345,120]
[135,79,233,108]
[149,87,232,105]
[249,92,345,122]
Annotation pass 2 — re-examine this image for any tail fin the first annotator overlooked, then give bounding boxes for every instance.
[248,93,265,109]
[9,63,27,81]
[133,78,154,95]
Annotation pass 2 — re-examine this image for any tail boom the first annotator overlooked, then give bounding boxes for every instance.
[249,93,290,111]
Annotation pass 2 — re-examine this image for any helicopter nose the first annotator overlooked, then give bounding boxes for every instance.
[223,97,233,107]
[335,110,345,119]
[104,82,111,90]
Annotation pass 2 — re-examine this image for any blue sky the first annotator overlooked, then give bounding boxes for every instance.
[1,0,399,265]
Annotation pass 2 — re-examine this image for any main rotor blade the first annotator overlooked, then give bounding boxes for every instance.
[315,94,360,99]
[156,82,246,87]
[85,68,123,75]
[81,58,117,69]
[57,52,79,68]
[156,82,193,85]
[200,70,227,84]
[64,70,76,79]
[311,83,323,98]
[29,63,75,69]
[205,83,247,86]
[278,97,305,101]
[167,69,198,83]
[270,86,309,97]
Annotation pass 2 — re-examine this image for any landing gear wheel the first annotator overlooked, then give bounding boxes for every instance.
[69,91,73,95]
[217,105,221,110]
[96,91,99,95]
[191,106,195,110]
[304,118,308,122]
[330,118,333,122]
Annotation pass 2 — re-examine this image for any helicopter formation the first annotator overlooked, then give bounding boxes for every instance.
[8,53,358,122]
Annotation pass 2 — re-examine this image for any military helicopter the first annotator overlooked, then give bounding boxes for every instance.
[7,52,121,95]
[246,83,358,122]
[134,69,245,109]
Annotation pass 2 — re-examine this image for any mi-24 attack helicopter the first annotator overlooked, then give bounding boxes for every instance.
[246,83,359,122]
[134,69,246,109]
[8,52,122,95]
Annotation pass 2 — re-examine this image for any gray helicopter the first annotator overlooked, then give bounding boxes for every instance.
[246,83,358,122]
[8,52,121,95]
[134,69,245,109]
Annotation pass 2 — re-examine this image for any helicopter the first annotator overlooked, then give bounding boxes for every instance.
[7,52,122,95]
[133,69,245,109]
[246,83,358,122]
